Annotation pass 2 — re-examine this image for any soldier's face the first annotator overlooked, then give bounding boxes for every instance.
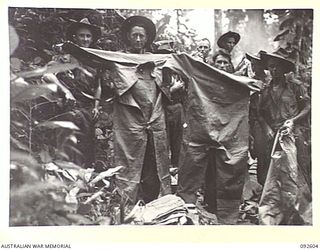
[213,55,230,72]
[224,37,236,52]
[73,27,93,48]
[127,26,148,51]
[197,40,210,58]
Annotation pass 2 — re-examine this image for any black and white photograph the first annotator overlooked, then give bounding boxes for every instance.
[7,6,313,226]
[1,1,319,248]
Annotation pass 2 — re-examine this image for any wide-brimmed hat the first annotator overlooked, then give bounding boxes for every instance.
[217,31,241,48]
[66,18,101,42]
[246,50,267,63]
[261,52,295,74]
[153,40,175,54]
[120,15,156,46]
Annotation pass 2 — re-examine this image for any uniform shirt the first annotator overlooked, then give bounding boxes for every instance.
[259,79,309,131]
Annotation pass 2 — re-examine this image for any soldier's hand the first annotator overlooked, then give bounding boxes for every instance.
[283,119,294,128]
[280,119,294,134]
[92,107,100,121]
[266,126,275,141]
[170,74,185,93]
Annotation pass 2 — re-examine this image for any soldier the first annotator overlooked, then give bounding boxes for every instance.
[216,31,241,73]
[66,18,101,49]
[257,52,311,187]
[43,18,103,168]
[191,38,212,63]
[112,16,184,204]
[217,31,240,54]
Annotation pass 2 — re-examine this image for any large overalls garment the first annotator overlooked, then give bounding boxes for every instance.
[176,64,251,225]
[113,63,171,204]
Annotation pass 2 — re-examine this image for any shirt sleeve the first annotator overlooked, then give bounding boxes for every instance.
[289,78,309,101]
[288,78,310,111]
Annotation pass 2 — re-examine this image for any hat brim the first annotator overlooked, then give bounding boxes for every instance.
[246,52,260,62]
[66,22,101,43]
[217,31,240,48]
[120,16,156,46]
[261,53,295,74]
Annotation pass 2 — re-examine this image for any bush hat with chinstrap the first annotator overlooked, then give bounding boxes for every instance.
[120,15,156,46]
[245,50,267,63]
[217,31,241,48]
[66,18,101,43]
[260,52,295,74]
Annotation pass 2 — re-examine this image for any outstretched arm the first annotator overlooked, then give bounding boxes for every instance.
[283,78,311,129]
[42,73,75,102]
[283,99,310,129]
[92,77,102,121]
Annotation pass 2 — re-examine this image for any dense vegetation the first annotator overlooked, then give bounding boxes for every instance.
[8,8,312,226]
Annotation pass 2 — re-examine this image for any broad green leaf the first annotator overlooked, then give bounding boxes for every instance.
[78,168,95,183]
[10,179,64,197]
[10,136,29,152]
[10,150,38,169]
[35,121,79,130]
[89,166,123,185]
[74,179,87,190]
[12,84,58,103]
[101,179,111,188]
[77,192,93,198]
[10,108,30,123]
[10,57,22,71]
[9,25,19,55]
[83,189,104,204]
[43,162,59,171]
[61,169,77,182]
[15,59,80,79]
[65,186,80,204]
[33,56,43,65]
[53,150,70,161]
[10,76,29,98]
[41,73,76,101]
[39,148,53,163]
